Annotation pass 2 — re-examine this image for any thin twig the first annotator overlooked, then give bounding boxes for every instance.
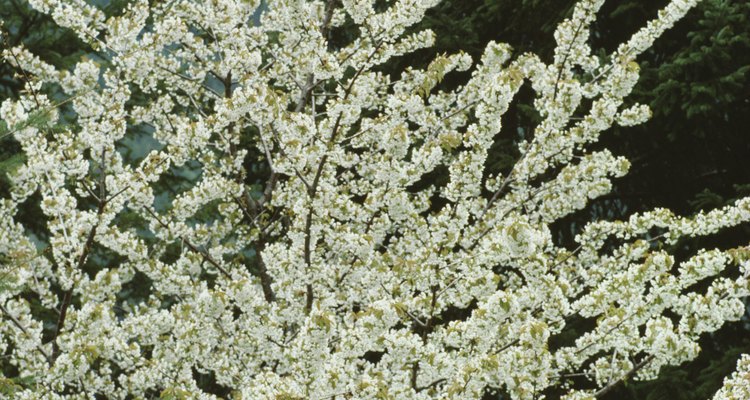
[594,354,655,398]
[0,303,53,363]
[52,149,109,361]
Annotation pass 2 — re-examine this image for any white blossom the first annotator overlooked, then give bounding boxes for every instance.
[1,0,747,398]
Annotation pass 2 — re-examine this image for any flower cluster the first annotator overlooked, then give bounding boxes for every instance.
[713,354,750,400]
[1,0,747,399]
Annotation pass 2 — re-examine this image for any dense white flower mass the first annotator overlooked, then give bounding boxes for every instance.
[0,0,748,398]
[713,354,750,400]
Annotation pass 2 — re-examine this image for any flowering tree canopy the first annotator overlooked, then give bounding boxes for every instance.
[1,0,749,398]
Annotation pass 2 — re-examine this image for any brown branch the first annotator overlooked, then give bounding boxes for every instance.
[293,0,337,113]
[295,74,316,113]
[52,149,108,361]
[594,354,655,398]
[416,378,447,393]
[222,67,279,303]
[468,143,572,252]
[183,240,231,278]
[410,362,419,391]
[320,0,337,40]
[299,0,347,314]
[0,303,52,363]
[552,18,586,102]
[256,242,277,303]
[52,287,73,360]
[268,124,313,192]
[142,207,232,279]
[234,196,277,303]
[300,37,385,314]
[2,33,41,107]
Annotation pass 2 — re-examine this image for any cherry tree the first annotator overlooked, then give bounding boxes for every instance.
[1,0,748,398]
